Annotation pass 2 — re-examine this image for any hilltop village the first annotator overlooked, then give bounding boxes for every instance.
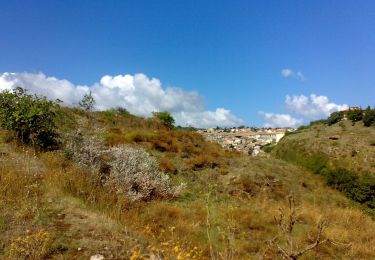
[198,127,294,156]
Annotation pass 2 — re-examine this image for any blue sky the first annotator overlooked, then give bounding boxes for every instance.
[0,1,374,127]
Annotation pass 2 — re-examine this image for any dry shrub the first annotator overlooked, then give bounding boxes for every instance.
[235,175,261,196]
[65,131,184,202]
[159,157,177,174]
[106,145,184,201]
[65,130,107,172]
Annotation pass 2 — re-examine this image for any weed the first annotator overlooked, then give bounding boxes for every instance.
[9,229,52,259]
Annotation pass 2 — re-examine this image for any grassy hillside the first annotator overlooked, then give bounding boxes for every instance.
[1,105,375,259]
[273,120,375,210]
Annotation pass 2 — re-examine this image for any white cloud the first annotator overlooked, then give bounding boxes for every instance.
[285,94,348,119]
[259,112,303,128]
[0,72,243,128]
[281,68,305,81]
[259,93,348,128]
[174,108,244,129]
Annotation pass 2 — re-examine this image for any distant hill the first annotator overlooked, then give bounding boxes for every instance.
[273,118,375,210]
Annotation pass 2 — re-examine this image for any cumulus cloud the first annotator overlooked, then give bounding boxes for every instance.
[285,94,349,119]
[259,112,303,128]
[259,93,348,127]
[281,68,305,81]
[0,72,243,128]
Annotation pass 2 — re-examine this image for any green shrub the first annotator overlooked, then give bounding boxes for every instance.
[152,111,175,129]
[327,111,344,126]
[0,87,60,150]
[263,144,274,153]
[363,107,375,127]
[347,109,363,123]
[322,168,375,209]
[274,139,375,209]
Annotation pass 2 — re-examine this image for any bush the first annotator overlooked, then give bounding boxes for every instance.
[65,131,107,171]
[66,133,183,202]
[263,144,274,153]
[79,91,95,111]
[363,107,375,127]
[0,87,60,150]
[347,109,363,123]
[322,168,375,209]
[327,111,344,126]
[106,145,183,201]
[152,111,175,129]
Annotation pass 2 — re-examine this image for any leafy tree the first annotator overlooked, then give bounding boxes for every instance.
[0,87,60,150]
[152,111,175,129]
[326,111,344,126]
[363,106,375,127]
[347,109,363,123]
[79,91,95,111]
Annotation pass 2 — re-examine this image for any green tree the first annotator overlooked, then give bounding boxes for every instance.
[363,106,375,127]
[0,87,60,150]
[152,111,175,129]
[327,111,344,126]
[347,109,363,123]
[79,91,95,111]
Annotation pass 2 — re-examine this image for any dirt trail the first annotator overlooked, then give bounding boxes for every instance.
[46,193,138,259]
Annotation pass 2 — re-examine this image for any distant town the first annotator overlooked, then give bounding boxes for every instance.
[198,126,295,156]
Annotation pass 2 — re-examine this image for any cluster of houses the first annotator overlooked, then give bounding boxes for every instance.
[197,127,294,156]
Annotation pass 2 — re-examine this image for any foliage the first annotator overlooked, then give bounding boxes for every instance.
[106,145,184,201]
[175,125,197,132]
[113,106,133,117]
[65,130,107,171]
[79,91,95,111]
[322,168,375,209]
[152,111,175,129]
[0,87,60,150]
[347,109,363,123]
[65,132,183,201]
[274,139,375,210]
[263,144,274,153]
[363,106,375,127]
[327,111,344,126]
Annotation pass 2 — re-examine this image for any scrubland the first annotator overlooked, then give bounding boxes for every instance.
[1,108,375,259]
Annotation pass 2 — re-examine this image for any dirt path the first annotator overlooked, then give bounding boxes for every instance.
[45,192,138,259]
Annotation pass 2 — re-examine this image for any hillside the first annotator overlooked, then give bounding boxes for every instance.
[273,119,375,211]
[1,93,375,259]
